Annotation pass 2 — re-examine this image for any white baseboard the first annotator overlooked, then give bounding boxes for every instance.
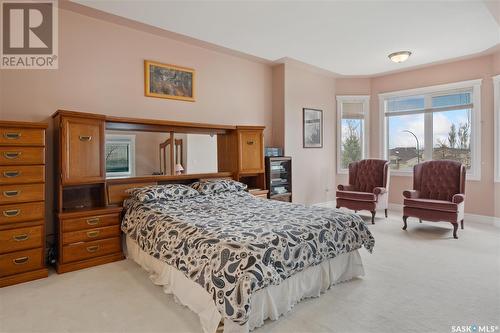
[315,201,500,228]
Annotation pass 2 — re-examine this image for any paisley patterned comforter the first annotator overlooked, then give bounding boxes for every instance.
[122,191,374,325]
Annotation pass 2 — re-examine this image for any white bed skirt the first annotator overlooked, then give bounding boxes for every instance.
[125,236,365,333]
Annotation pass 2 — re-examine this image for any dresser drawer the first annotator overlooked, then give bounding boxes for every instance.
[0,201,44,224]
[61,213,120,232]
[0,225,43,254]
[62,225,120,245]
[61,237,121,263]
[0,128,44,146]
[0,147,45,165]
[0,183,44,205]
[0,165,45,184]
[0,248,43,277]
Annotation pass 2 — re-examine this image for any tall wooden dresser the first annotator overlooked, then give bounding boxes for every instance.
[0,121,48,287]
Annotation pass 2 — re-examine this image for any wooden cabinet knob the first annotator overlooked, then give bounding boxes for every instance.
[3,171,20,178]
[86,217,99,226]
[3,190,20,197]
[86,245,99,253]
[13,256,29,265]
[79,135,92,142]
[3,209,20,217]
[87,230,100,238]
[13,234,29,241]
[3,132,21,140]
[3,151,22,159]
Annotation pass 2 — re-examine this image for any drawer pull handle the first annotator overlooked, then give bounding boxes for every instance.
[3,152,22,159]
[3,190,20,197]
[87,245,99,253]
[87,230,100,238]
[3,171,21,178]
[86,217,99,226]
[4,132,22,140]
[13,234,29,241]
[79,135,92,142]
[247,141,255,145]
[3,209,20,217]
[13,256,29,265]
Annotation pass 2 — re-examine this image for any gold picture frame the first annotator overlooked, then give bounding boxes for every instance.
[144,60,195,102]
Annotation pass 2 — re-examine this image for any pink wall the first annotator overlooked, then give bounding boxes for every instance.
[336,54,498,217]
[283,63,336,204]
[493,52,500,218]
[0,7,273,239]
[272,64,285,148]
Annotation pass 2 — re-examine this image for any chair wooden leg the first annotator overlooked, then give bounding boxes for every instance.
[419,219,422,223]
[461,219,464,229]
[402,216,408,230]
[371,211,376,224]
[384,209,388,218]
[336,205,340,209]
[453,223,458,239]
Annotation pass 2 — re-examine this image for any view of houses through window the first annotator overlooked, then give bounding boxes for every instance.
[385,89,473,171]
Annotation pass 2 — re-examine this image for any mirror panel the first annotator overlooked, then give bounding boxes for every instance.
[105,130,217,178]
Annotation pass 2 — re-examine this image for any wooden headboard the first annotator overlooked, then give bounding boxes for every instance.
[106,172,233,206]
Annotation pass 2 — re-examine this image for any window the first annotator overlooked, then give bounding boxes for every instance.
[494,75,500,183]
[379,79,481,180]
[336,96,369,172]
[105,134,135,178]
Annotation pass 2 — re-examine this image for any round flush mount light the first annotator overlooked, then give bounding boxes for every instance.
[388,51,412,63]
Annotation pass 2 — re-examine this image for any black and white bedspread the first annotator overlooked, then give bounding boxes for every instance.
[122,191,374,325]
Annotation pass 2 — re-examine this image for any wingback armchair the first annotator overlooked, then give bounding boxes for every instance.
[402,160,466,239]
[336,159,390,224]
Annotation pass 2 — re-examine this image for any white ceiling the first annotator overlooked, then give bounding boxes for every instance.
[73,0,500,76]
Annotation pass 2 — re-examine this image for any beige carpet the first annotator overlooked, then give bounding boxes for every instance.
[1,211,499,333]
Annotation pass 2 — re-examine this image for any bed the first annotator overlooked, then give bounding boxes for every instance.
[121,184,375,333]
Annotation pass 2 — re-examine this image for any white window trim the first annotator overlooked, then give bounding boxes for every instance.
[105,134,136,178]
[378,79,482,180]
[336,95,370,174]
[494,75,500,183]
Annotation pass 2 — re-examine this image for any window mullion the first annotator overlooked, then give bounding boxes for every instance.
[424,95,433,162]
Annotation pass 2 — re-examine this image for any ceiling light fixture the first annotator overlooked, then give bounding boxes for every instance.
[388,51,412,63]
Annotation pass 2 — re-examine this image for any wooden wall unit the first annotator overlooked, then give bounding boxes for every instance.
[218,126,266,190]
[0,121,48,287]
[52,110,267,273]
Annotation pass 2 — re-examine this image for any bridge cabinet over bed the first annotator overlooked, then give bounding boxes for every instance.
[52,110,266,273]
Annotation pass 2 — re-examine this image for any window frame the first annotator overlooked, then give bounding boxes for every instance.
[378,79,482,180]
[336,95,370,174]
[105,134,136,178]
[494,75,500,183]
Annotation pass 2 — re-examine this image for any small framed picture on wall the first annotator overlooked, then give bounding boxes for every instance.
[144,60,195,102]
[303,108,323,148]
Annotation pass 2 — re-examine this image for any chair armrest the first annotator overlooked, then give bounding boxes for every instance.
[452,194,465,204]
[403,190,420,199]
[338,184,355,191]
[373,187,387,195]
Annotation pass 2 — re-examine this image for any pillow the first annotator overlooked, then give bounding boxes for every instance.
[126,184,199,203]
[191,179,247,195]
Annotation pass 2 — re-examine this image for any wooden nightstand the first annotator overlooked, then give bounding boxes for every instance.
[249,189,269,199]
[56,206,124,274]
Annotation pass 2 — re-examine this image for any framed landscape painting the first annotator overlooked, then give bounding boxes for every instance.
[144,60,195,102]
[303,108,323,148]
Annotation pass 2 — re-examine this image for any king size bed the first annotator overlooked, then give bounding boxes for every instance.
[121,180,375,333]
